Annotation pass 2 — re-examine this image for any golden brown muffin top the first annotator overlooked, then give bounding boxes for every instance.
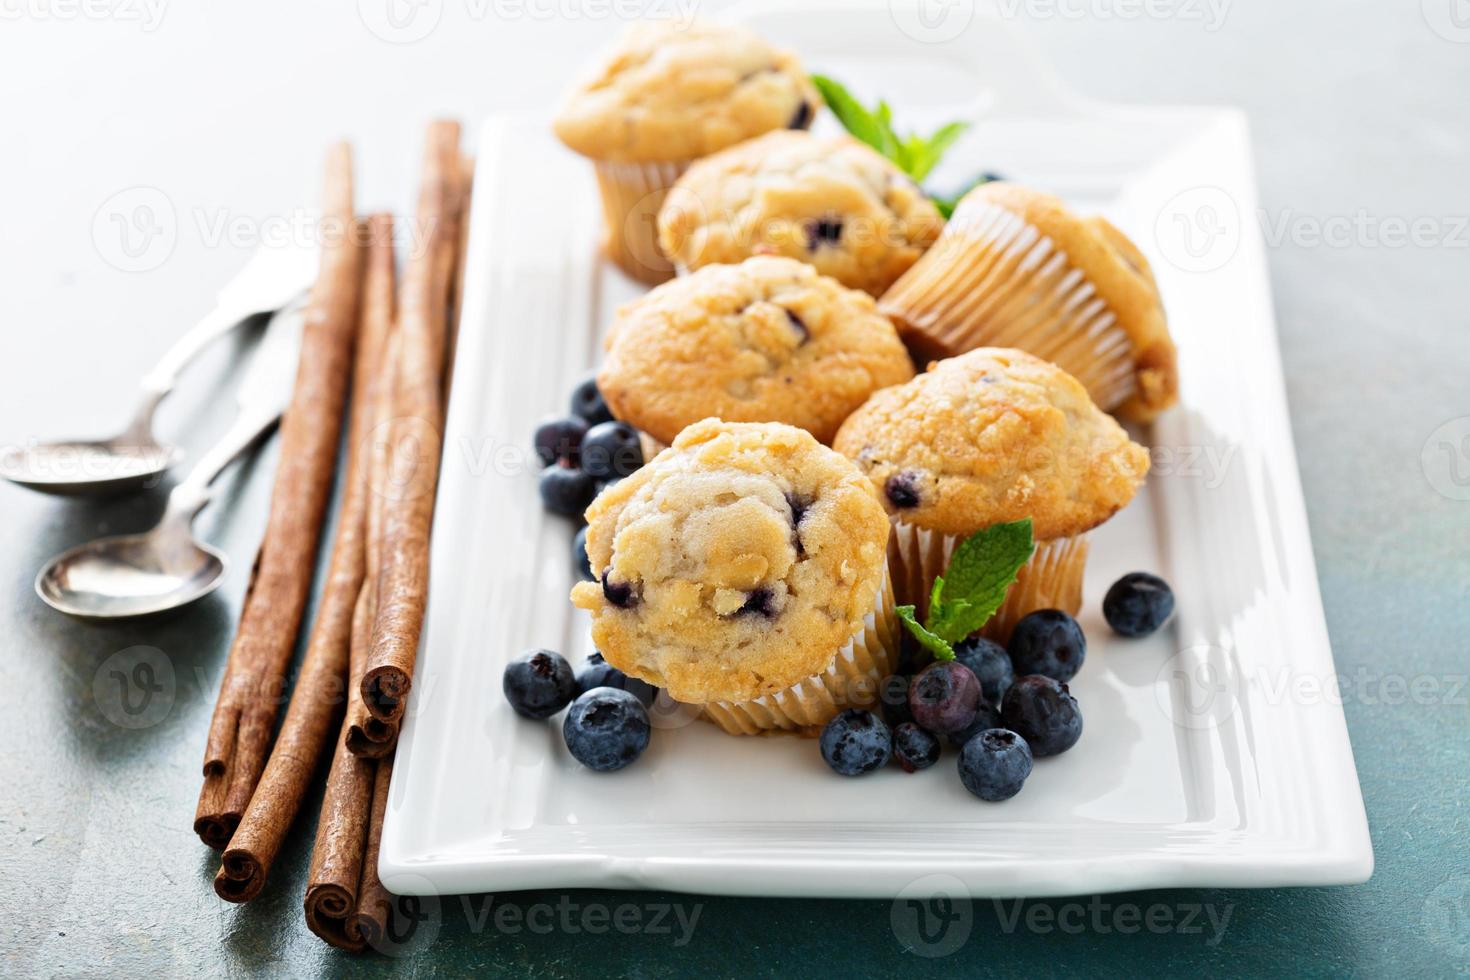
[570,420,890,705]
[832,348,1150,539]
[597,256,914,445]
[552,22,818,164]
[657,130,944,296]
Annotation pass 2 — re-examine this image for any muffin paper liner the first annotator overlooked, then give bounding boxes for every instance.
[592,159,688,285]
[888,520,1090,645]
[880,202,1136,412]
[701,572,897,736]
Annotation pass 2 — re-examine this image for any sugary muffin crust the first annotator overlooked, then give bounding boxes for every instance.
[832,348,1150,539]
[657,130,944,296]
[597,256,915,445]
[946,183,1178,420]
[570,420,890,705]
[552,22,818,164]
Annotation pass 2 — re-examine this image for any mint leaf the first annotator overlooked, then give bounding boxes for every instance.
[810,75,884,150]
[925,519,1035,643]
[908,120,969,181]
[812,74,969,194]
[896,604,955,662]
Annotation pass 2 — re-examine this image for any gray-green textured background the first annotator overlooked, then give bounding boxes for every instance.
[2,1,1467,976]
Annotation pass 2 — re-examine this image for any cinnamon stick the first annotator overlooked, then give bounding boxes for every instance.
[351,754,395,950]
[195,142,362,850]
[213,213,396,901]
[360,119,465,727]
[302,217,401,949]
[344,327,403,759]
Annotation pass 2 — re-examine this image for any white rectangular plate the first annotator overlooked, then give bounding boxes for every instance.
[380,1,1372,898]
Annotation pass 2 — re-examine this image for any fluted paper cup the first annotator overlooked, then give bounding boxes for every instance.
[593,159,688,285]
[701,573,897,736]
[888,520,1090,645]
[881,201,1136,412]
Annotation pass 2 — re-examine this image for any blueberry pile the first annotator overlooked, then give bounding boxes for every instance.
[503,648,658,772]
[818,572,1175,797]
[820,607,1089,798]
[534,374,645,519]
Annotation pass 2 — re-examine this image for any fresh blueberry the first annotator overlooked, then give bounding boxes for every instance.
[884,471,921,509]
[878,673,913,727]
[892,722,942,773]
[581,420,643,480]
[1008,609,1086,682]
[562,687,651,772]
[539,465,597,517]
[533,415,587,467]
[1103,572,1175,638]
[896,629,934,676]
[819,709,892,776]
[946,698,1002,748]
[1001,675,1083,757]
[502,649,576,719]
[958,728,1033,801]
[570,374,614,426]
[572,526,594,581]
[907,661,981,736]
[952,636,1014,705]
[575,652,657,706]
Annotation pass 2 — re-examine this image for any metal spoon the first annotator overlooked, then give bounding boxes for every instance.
[35,300,306,619]
[1,243,317,497]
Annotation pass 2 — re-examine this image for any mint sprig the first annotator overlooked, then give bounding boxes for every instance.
[811,75,970,185]
[894,519,1035,660]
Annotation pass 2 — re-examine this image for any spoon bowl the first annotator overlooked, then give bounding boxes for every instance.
[0,438,180,497]
[36,528,227,619]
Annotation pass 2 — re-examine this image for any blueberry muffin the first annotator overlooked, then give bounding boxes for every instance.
[833,348,1149,641]
[570,419,897,735]
[552,21,818,284]
[880,182,1179,421]
[597,256,914,445]
[657,130,944,296]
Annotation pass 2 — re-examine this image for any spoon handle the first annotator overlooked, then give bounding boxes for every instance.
[125,305,257,443]
[159,301,307,528]
[161,408,281,526]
